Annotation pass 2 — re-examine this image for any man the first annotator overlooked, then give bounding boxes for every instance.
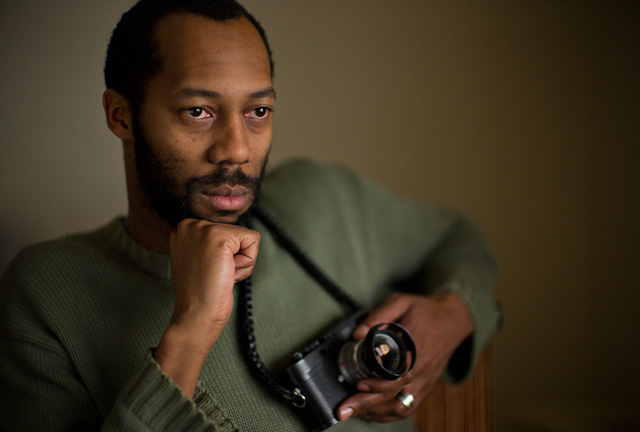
[0,0,501,431]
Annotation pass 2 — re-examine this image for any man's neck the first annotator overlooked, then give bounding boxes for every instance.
[125,206,173,253]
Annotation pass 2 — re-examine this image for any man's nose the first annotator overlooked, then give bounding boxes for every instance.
[207,115,250,166]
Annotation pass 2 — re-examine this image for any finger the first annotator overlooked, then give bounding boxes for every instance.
[337,391,386,421]
[233,230,260,281]
[366,384,427,421]
[360,396,414,421]
[236,230,260,263]
[353,293,411,339]
[357,374,410,394]
[338,388,414,422]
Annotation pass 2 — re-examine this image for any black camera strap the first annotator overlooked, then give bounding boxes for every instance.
[238,205,363,407]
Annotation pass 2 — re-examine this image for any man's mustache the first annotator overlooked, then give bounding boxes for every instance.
[185,168,260,192]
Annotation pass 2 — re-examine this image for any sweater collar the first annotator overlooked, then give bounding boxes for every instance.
[103,217,171,280]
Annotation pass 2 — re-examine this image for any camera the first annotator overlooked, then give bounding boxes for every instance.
[282,311,417,431]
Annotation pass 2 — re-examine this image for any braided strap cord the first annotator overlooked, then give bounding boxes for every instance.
[238,276,306,407]
[237,206,363,407]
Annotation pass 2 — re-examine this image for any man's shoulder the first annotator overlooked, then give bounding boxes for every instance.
[265,157,354,180]
[257,158,394,241]
[262,158,366,199]
[1,218,124,287]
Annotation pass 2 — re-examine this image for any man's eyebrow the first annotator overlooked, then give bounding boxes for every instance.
[174,87,276,100]
[250,87,277,100]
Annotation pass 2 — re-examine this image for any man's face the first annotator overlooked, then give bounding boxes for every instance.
[133,14,274,226]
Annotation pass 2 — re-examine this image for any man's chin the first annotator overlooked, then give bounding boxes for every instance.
[205,210,243,225]
[183,206,255,226]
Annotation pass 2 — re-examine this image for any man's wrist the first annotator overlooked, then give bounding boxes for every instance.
[431,291,475,340]
[154,323,217,398]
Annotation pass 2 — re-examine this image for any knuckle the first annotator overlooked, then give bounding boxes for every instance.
[382,390,398,402]
[390,401,410,418]
[383,380,406,395]
[349,394,378,416]
[354,398,370,413]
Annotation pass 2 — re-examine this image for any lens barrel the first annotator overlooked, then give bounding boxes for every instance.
[338,323,416,384]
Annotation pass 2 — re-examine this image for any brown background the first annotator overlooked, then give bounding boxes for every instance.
[1,1,639,430]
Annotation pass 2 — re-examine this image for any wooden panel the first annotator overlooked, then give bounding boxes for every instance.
[412,348,493,432]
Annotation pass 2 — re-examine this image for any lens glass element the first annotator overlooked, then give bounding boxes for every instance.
[373,333,401,372]
[338,323,416,384]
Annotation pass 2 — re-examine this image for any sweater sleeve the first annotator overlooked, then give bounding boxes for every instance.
[101,350,238,432]
[0,255,238,432]
[0,335,234,431]
[336,163,502,381]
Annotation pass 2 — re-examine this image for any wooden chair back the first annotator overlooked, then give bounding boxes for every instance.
[412,348,493,431]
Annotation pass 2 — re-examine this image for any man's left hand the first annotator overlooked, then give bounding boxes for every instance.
[336,291,474,423]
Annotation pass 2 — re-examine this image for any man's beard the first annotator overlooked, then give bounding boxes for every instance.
[132,119,267,227]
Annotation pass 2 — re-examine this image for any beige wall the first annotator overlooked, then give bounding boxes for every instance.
[1,1,639,430]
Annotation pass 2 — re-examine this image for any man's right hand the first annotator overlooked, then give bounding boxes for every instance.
[154,218,261,397]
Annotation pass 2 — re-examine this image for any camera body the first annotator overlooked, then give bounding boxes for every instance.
[282,311,416,431]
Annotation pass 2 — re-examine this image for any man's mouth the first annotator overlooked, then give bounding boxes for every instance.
[203,185,250,211]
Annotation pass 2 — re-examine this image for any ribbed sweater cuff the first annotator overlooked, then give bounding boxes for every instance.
[102,350,237,431]
[438,282,500,382]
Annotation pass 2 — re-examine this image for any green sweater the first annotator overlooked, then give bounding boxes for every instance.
[0,159,501,431]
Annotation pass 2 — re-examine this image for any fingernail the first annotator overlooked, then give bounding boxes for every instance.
[339,407,354,420]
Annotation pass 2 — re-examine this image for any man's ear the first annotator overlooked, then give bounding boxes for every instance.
[103,89,134,140]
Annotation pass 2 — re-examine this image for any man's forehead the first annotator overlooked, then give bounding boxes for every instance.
[148,13,272,95]
[152,13,269,72]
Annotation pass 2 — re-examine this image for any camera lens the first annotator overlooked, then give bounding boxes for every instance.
[372,331,402,372]
[338,323,416,384]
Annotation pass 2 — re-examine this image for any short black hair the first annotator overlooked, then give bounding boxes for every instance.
[104,0,273,113]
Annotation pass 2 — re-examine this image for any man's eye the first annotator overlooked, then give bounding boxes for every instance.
[248,107,272,119]
[186,107,211,119]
